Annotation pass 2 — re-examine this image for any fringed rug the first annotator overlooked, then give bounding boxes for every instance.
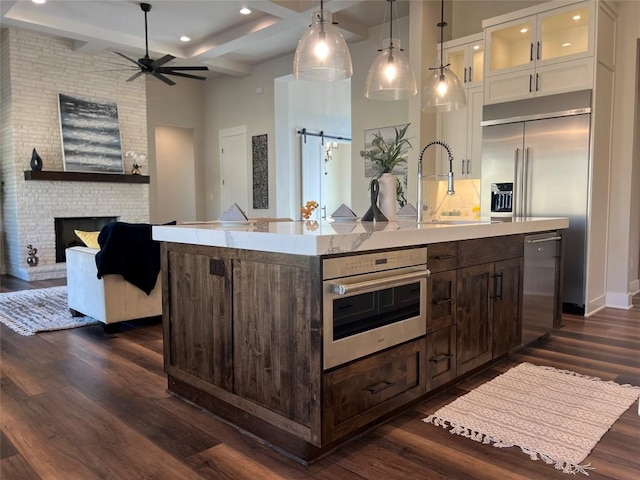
[423,362,640,475]
[0,286,99,336]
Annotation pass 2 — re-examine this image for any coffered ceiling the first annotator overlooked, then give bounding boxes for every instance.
[1,0,410,77]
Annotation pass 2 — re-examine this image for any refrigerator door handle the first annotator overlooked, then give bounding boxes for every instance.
[523,147,530,217]
[513,148,521,218]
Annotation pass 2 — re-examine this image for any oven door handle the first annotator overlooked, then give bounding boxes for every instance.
[330,269,430,295]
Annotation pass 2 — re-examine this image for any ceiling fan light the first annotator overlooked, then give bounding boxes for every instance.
[293,9,353,82]
[365,38,417,101]
[422,67,467,112]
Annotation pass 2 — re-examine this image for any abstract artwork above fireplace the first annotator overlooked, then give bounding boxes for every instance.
[58,93,124,174]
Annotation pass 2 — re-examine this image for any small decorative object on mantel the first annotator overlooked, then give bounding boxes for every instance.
[125,150,146,175]
[26,244,39,267]
[30,148,43,171]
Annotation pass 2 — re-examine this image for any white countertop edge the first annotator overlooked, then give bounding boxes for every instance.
[153,217,569,256]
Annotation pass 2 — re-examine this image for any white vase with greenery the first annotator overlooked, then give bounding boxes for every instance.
[360,124,412,221]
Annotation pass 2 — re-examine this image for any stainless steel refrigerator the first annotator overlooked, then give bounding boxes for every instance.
[480,90,591,314]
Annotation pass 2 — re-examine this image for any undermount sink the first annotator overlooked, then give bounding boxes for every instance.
[426,219,481,225]
[422,219,504,225]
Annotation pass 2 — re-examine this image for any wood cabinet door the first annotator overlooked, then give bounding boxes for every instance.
[426,325,457,391]
[427,270,456,333]
[456,263,493,375]
[232,257,319,428]
[165,250,233,390]
[493,257,524,358]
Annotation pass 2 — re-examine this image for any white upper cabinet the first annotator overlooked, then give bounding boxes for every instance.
[483,0,595,104]
[443,33,484,90]
[436,33,484,180]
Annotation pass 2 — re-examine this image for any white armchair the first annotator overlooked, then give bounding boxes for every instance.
[66,246,162,331]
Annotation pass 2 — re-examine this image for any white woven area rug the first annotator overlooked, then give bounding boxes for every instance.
[0,286,99,336]
[423,362,640,475]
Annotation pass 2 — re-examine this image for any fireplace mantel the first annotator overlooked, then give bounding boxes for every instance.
[24,171,150,184]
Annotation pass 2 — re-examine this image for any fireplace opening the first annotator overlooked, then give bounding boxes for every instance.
[55,216,117,262]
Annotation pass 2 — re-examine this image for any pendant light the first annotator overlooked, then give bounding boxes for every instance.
[365,0,417,100]
[422,0,466,112]
[293,0,353,82]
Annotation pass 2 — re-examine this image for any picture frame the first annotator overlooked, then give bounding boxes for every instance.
[362,123,410,177]
[58,93,124,173]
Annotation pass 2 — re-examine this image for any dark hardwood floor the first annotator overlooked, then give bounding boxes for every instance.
[1,275,639,479]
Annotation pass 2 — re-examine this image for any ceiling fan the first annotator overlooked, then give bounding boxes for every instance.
[114,2,208,86]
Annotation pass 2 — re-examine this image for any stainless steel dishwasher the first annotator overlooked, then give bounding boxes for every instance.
[522,231,562,346]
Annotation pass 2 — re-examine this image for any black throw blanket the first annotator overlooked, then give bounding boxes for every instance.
[95,222,167,295]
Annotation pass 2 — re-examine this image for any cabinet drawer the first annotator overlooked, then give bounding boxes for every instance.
[426,325,457,391]
[458,235,524,268]
[322,339,426,443]
[428,242,458,273]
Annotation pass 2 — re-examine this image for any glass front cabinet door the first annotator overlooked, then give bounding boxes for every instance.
[483,0,595,104]
[436,33,484,180]
[444,33,484,89]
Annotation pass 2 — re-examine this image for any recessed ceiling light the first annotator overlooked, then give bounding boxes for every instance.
[32,0,47,4]
[520,28,528,34]
[562,42,572,47]
[240,7,251,15]
[180,36,191,42]
[472,45,480,50]
[572,15,581,20]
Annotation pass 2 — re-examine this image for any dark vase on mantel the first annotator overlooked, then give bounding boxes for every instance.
[30,148,43,171]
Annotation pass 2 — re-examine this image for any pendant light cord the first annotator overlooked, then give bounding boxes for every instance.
[438,0,445,74]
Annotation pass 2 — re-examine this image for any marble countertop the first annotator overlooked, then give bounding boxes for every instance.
[152,217,569,256]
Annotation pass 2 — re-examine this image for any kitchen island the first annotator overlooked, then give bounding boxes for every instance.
[153,217,567,463]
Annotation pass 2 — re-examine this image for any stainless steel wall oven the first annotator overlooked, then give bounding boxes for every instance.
[322,248,429,370]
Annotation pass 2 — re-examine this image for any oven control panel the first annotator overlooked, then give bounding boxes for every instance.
[323,247,428,280]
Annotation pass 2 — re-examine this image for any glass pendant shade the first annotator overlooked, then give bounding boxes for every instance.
[293,9,353,82]
[422,66,467,112]
[365,38,417,100]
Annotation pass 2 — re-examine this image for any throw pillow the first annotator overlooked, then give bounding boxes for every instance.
[74,229,100,249]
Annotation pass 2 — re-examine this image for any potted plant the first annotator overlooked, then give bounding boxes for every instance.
[360,124,412,219]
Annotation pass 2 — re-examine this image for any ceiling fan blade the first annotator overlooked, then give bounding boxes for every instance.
[126,71,144,82]
[161,71,207,81]
[114,51,145,69]
[157,66,209,72]
[151,54,175,68]
[152,72,176,86]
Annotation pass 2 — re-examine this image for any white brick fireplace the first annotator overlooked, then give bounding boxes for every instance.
[1,28,150,281]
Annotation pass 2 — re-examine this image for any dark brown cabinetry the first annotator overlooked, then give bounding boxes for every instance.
[162,243,323,448]
[426,243,458,389]
[164,247,233,390]
[160,234,528,462]
[322,338,426,443]
[492,257,524,357]
[456,236,524,375]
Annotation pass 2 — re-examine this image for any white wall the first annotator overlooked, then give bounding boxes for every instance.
[0,28,149,280]
[451,0,546,38]
[203,55,293,219]
[204,17,412,220]
[606,0,640,307]
[146,77,206,222]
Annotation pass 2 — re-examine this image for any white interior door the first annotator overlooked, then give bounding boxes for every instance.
[301,135,323,218]
[155,125,196,223]
[322,141,351,218]
[220,127,248,214]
